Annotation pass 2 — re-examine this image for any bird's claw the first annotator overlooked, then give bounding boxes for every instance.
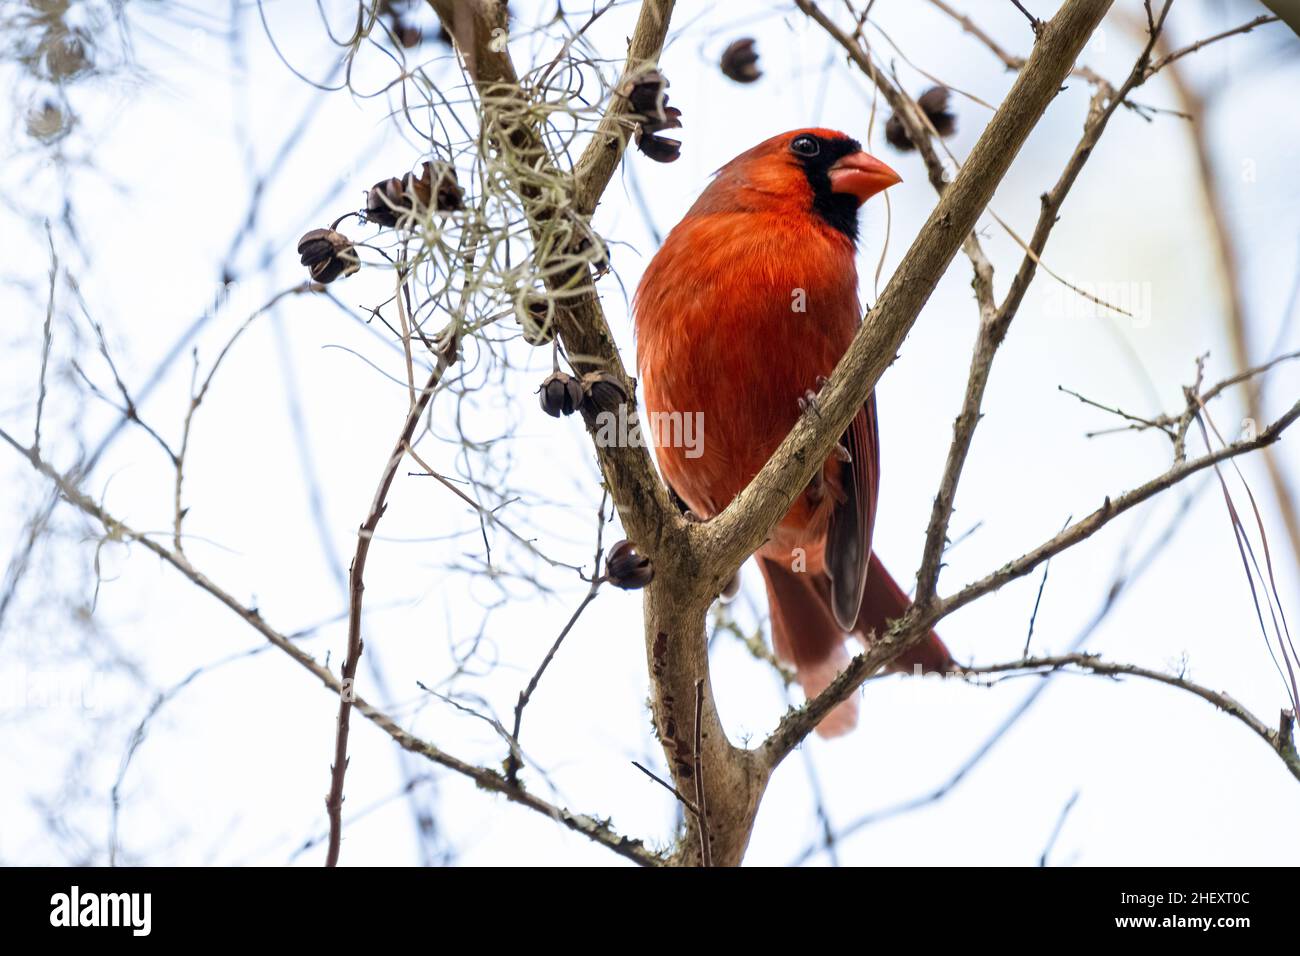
[797,389,821,419]
[833,441,852,463]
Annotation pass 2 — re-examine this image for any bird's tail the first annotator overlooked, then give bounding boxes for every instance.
[758,554,953,739]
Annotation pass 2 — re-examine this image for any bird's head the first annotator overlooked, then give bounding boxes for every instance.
[698,128,901,243]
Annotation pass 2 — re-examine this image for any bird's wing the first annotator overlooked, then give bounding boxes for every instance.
[825,394,880,631]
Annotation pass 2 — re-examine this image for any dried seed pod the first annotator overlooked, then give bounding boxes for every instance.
[516,296,555,345]
[634,106,683,163]
[45,28,92,81]
[426,160,464,212]
[720,38,761,83]
[26,99,71,144]
[622,69,670,125]
[605,540,653,590]
[392,19,421,48]
[366,162,462,227]
[364,176,407,227]
[579,371,628,419]
[407,161,433,208]
[623,69,684,163]
[885,86,957,152]
[297,228,360,283]
[538,371,584,417]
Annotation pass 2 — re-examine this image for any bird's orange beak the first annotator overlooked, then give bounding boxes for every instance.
[828,151,901,204]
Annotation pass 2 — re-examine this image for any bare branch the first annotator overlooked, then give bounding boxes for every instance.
[505,492,610,786]
[1151,17,1300,583]
[1146,14,1281,78]
[33,225,57,458]
[1039,791,1080,866]
[571,0,677,215]
[325,331,458,867]
[0,426,661,867]
[914,4,1172,604]
[705,0,1116,581]
[796,0,997,324]
[691,678,712,868]
[173,283,311,552]
[941,399,1300,621]
[1009,0,1043,37]
[963,653,1300,781]
[763,397,1300,768]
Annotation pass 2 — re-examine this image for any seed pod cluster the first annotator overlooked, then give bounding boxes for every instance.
[605,540,653,590]
[538,371,584,417]
[297,228,360,284]
[720,38,761,83]
[884,86,957,152]
[623,69,682,163]
[365,160,462,227]
[578,371,628,420]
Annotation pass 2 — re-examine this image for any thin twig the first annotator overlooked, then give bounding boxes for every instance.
[691,678,712,868]
[631,760,700,816]
[1024,515,1070,657]
[1152,16,1300,582]
[764,396,1300,769]
[34,226,57,458]
[505,492,609,786]
[173,284,305,552]
[325,331,458,867]
[0,426,661,866]
[913,3,1173,605]
[963,653,1300,780]
[795,482,1204,864]
[1038,791,1080,866]
[1146,14,1280,78]
[1009,0,1043,36]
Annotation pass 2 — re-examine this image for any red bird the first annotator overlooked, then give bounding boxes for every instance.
[634,128,953,736]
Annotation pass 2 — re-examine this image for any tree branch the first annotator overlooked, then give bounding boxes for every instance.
[325,330,458,866]
[701,0,1116,581]
[428,0,682,554]
[0,426,662,867]
[1151,15,1300,599]
[962,653,1300,781]
[915,2,1172,604]
[762,397,1300,768]
[1146,14,1280,78]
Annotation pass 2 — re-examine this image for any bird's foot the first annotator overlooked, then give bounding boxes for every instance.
[799,376,837,419]
[832,441,852,463]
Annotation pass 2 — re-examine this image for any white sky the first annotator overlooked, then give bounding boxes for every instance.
[1,0,1298,866]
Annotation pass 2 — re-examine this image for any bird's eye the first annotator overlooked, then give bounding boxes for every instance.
[790,135,820,157]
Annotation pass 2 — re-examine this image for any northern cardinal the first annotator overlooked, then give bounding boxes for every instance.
[634,128,953,736]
